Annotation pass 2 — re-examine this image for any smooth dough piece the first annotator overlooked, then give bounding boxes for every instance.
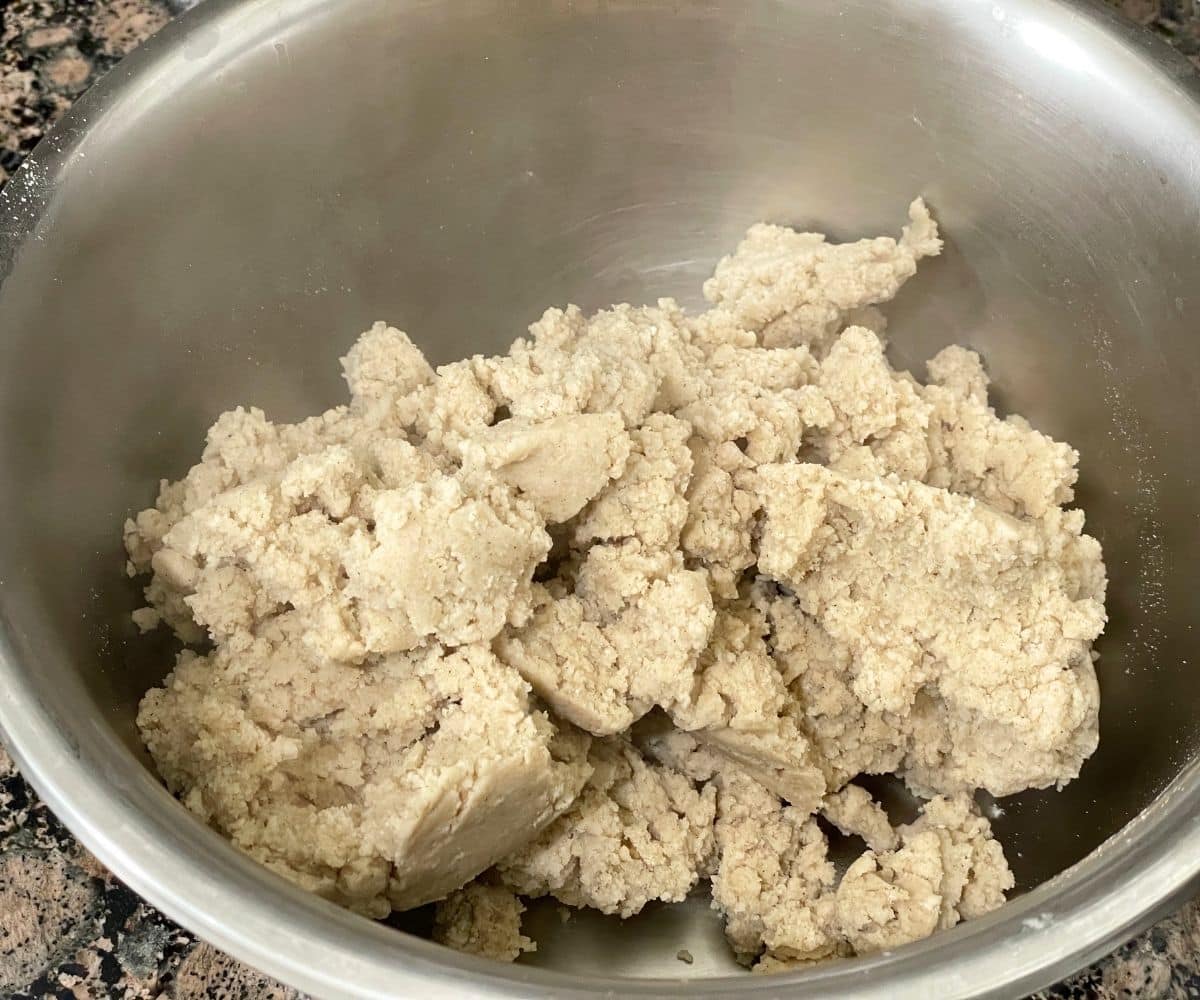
[672,602,826,814]
[498,738,716,918]
[433,882,536,962]
[710,769,841,966]
[756,463,1106,796]
[702,198,941,352]
[458,413,632,523]
[138,621,591,915]
[821,786,897,853]
[835,794,1013,953]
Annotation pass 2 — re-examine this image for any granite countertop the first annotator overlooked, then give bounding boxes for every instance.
[2,1,1200,997]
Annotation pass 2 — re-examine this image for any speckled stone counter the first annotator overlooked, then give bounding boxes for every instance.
[2,2,1199,997]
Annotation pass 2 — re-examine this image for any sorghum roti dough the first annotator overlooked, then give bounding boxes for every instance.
[125,200,1106,970]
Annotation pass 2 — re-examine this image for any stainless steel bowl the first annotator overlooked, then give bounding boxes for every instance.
[2,0,1199,996]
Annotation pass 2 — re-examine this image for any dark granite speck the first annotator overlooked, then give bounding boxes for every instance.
[1,1,1199,997]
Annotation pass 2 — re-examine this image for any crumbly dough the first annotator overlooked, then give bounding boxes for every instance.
[127,200,1105,969]
[433,881,536,962]
[711,769,1011,968]
[702,199,942,352]
[497,738,716,918]
[138,619,591,915]
[758,587,907,789]
[756,463,1105,796]
[835,794,1015,955]
[710,768,841,966]
[672,602,826,814]
[821,785,897,853]
[459,413,632,524]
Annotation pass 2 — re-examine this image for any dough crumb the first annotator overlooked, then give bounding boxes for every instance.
[702,198,941,352]
[676,948,694,965]
[433,882,536,962]
[821,786,897,853]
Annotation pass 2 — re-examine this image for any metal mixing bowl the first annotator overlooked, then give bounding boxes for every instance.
[1,0,1199,996]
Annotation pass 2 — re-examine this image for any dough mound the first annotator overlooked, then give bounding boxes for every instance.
[127,200,1105,970]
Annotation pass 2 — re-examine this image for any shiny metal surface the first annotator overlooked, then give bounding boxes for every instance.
[1,0,1199,996]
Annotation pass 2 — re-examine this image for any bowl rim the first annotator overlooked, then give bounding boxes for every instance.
[2,0,1199,996]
